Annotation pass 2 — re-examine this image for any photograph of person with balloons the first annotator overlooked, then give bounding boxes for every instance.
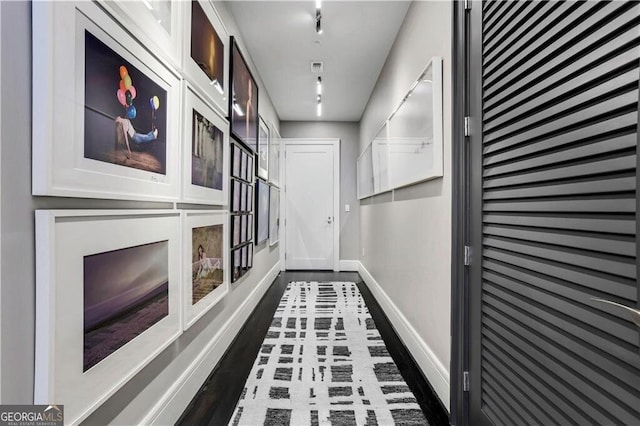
[84,32,167,174]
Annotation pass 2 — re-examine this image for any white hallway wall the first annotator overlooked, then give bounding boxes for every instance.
[358,1,453,408]
[0,1,280,424]
[279,121,360,263]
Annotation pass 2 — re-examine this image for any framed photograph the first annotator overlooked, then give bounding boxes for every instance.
[240,183,247,212]
[231,248,242,283]
[182,83,229,205]
[182,0,229,115]
[229,36,258,152]
[100,0,182,66]
[257,116,269,180]
[247,153,254,182]
[35,210,181,424]
[232,215,241,247]
[247,214,253,240]
[256,179,270,245]
[240,150,248,181]
[268,122,281,187]
[269,186,280,246]
[232,143,242,178]
[247,185,253,211]
[248,243,253,268]
[241,245,248,270]
[183,210,229,330]
[241,214,247,243]
[372,57,444,191]
[32,2,180,201]
[231,179,241,212]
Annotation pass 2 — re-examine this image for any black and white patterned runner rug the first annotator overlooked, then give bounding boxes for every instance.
[230,281,429,425]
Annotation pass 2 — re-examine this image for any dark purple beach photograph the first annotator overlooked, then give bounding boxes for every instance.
[83,240,169,372]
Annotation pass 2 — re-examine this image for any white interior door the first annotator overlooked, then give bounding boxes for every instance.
[285,143,335,270]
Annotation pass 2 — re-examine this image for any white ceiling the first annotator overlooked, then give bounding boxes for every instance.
[223,1,411,122]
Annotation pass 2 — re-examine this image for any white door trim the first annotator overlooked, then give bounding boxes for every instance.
[281,138,340,271]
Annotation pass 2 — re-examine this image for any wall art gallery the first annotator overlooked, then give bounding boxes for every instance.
[31,1,280,423]
[229,141,255,283]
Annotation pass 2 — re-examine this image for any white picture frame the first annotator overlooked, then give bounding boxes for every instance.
[100,0,183,67]
[34,210,182,424]
[257,116,269,180]
[269,185,280,246]
[32,1,181,201]
[364,57,443,195]
[256,179,270,245]
[182,83,229,205]
[182,0,229,116]
[268,122,281,187]
[182,210,229,330]
[357,144,374,200]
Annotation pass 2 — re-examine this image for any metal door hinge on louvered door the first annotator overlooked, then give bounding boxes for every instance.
[466,1,640,425]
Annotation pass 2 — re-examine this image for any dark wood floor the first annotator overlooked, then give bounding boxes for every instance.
[176,271,450,426]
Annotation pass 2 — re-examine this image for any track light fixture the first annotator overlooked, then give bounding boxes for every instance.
[316,76,323,117]
[315,0,322,34]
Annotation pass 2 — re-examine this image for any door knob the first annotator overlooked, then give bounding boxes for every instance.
[591,297,640,328]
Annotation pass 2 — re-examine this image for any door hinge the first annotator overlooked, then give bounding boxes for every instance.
[464,246,471,266]
[464,0,471,11]
[464,116,471,137]
[285,253,287,260]
[463,371,470,391]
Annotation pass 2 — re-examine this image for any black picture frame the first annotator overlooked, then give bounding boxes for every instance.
[231,247,241,282]
[229,36,258,152]
[231,143,241,178]
[232,215,240,246]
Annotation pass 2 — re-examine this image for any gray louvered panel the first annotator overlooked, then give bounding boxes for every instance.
[482,361,556,425]
[483,198,636,213]
[483,224,635,257]
[486,312,640,425]
[483,177,635,201]
[483,155,636,188]
[482,329,594,424]
[484,67,638,136]
[483,248,635,302]
[482,347,587,426]
[484,2,628,88]
[483,236,635,279]
[483,268,640,393]
[483,354,568,425]
[483,304,640,424]
[484,112,637,166]
[484,91,637,148]
[483,1,552,63]
[483,213,635,235]
[484,15,639,112]
[482,1,530,47]
[481,378,528,426]
[481,395,513,426]
[484,52,637,127]
[483,258,635,317]
[477,1,640,423]
[483,270,637,346]
[484,1,602,83]
[482,0,508,27]
[483,317,628,425]
[484,134,636,176]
